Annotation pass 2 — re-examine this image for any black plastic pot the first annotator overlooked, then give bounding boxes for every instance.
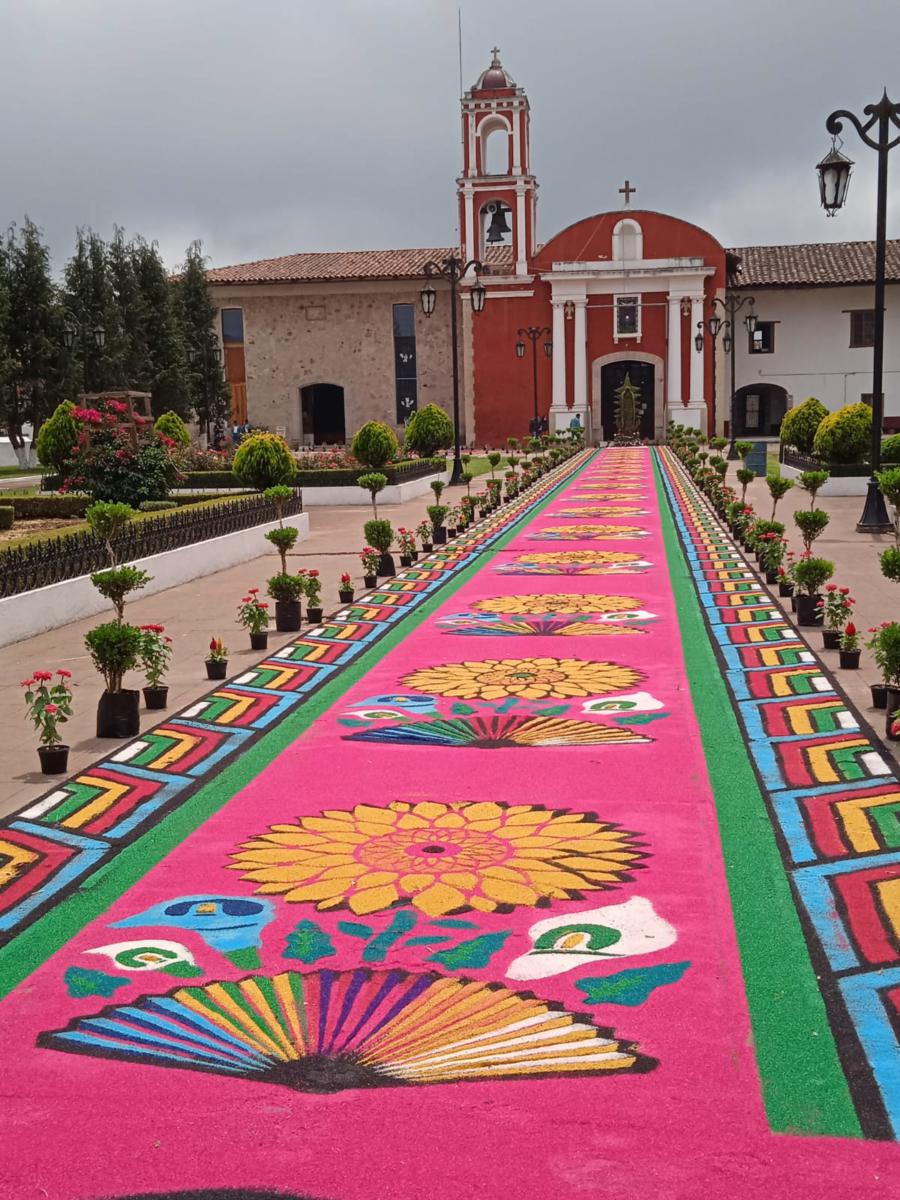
[38,744,69,775]
[871,684,888,710]
[822,629,841,650]
[839,648,861,669]
[795,593,823,627]
[778,582,794,598]
[275,599,302,631]
[206,659,228,680]
[142,685,169,710]
[765,570,779,584]
[339,589,355,604]
[421,543,433,553]
[432,526,447,545]
[307,607,323,624]
[250,632,269,651]
[399,555,413,567]
[446,527,457,538]
[363,574,377,588]
[377,553,395,577]
[97,689,140,739]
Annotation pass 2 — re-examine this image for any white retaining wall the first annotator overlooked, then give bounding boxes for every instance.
[299,468,451,507]
[0,513,310,648]
[781,463,870,496]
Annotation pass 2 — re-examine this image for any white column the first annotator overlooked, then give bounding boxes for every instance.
[515,185,528,276]
[683,294,709,434]
[463,187,475,266]
[572,298,591,442]
[667,296,683,413]
[549,300,568,431]
[512,107,521,174]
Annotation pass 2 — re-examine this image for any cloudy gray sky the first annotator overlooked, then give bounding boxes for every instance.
[2,0,899,274]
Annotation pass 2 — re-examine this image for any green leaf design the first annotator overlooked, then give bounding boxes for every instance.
[64,967,128,998]
[337,921,374,940]
[284,920,336,965]
[576,961,691,1007]
[428,932,511,970]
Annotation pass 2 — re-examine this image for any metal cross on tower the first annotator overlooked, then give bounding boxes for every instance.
[619,180,636,206]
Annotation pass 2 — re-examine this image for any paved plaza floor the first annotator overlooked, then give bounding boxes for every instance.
[1,448,900,1199]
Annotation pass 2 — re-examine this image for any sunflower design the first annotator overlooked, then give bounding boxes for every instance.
[474,593,641,616]
[555,506,645,517]
[403,656,642,701]
[232,800,645,916]
[517,551,644,565]
[530,524,647,540]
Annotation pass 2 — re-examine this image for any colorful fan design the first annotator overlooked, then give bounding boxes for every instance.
[436,615,643,636]
[39,968,643,1089]
[345,714,651,747]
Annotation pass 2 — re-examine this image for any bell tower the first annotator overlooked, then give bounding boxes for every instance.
[458,49,537,277]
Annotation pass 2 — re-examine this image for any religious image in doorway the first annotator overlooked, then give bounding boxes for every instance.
[613,373,646,446]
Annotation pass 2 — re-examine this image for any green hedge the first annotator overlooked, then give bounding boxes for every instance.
[168,458,447,490]
[8,492,250,519]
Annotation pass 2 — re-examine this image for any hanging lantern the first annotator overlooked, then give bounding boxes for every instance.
[816,145,853,215]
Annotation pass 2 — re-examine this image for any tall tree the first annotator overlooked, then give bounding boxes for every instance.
[2,220,67,463]
[131,237,190,418]
[176,240,230,442]
[107,225,149,389]
[63,228,119,393]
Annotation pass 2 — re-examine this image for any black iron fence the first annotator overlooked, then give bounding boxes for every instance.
[780,448,869,477]
[0,491,302,599]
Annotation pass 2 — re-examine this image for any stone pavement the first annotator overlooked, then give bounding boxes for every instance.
[0,485,472,818]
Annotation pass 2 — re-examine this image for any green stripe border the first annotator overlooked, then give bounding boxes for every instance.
[652,450,862,1138]
[0,454,593,1000]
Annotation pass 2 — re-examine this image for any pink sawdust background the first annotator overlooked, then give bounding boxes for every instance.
[2,449,899,1199]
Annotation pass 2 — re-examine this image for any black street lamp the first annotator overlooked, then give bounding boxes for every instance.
[62,314,106,394]
[695,295,756,458]
[190,340,224,447]
[818,92,900,533]
[515,326,552,437]
[419,254,486,484]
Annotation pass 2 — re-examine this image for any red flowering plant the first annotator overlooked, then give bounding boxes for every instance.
[138,625,174,688]
[207,636,228,663]
[360,547,380,576]
[840,621,860,652]
[22,669,73,747]
[396,527,417,556]
[340,572,353,588]
[303,569,322,608]
[415,520,432,545]
[758,532,787,573]
[236,589,270,634]
[818,584,855,631]
[61,396,180,506]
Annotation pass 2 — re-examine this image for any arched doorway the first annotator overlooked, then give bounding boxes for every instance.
[598,360,656,442]
[300,384,346,445]
[732,384,788,438]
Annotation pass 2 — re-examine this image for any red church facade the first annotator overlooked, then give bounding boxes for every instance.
[459,52,727,446]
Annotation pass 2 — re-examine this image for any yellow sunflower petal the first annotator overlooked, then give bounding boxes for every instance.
[284,881,352,902]
[467,894,499,913]
[348,883,401,914]
[399,873,435,891]
[480,878,539,906]
[410,802,448,820]
[350,805,398,824]
[412,882,468,916]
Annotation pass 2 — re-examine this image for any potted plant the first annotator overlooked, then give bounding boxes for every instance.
[889,703,900,743]
[397,527,417,566]
[777,555,795,600]
[818,585,854,650]
[430,479,445,504]
[357,471,389,519]
[90,564,151,622]
[416,520,433,554]
[794,508,830,553]
[338,572,355,603]
[839,622,861,670]
[487,451,502,479]
[22,669,73,774]
[84,621,143,738]
[428,504,449,545]
[866,622,897,708]
[267,572,305,631]
[364,519,395,575]
[792,556,834,626]
[758,533,786,584]
[304,569,323,623]
[360,547,379,588]
[766,475,795,519]
[487,478,503,508]
[477,491,490,519]
[877,622,900,728]
[206,636,229,680]
[139,624,173,709]
[798,469,830,510]
[264,525,299,574]
[736,466,755,503]
[237,589,270,650]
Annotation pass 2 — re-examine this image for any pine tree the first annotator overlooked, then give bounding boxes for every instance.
[63,228,118,393]
[107,226,149,390]
[2,220,67,463]
[131,237,190,418]
[176,240,230,441]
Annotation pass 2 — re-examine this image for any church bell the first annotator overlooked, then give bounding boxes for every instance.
[485,201,511,244]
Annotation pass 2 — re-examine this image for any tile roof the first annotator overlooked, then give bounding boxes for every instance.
[206,246,515,286]
[727,239,900,288]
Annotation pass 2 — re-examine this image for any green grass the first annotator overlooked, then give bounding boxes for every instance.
[0,465,43,478]
[767,450,781,477]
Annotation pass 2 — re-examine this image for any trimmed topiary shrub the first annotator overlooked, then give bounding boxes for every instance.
[351,421,398,469]
[0,505,14,530]
[232,432,296,491]
[153,410,191,448]
[812,402,872,464]
[403,404,453,458]
[882,433,900,464]
[780,397,828,453]
[363,519,394,552]
[36,401,79,472]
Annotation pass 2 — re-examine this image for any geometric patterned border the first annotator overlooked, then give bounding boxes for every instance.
[658,447,900,1140]
[0,451,589,947]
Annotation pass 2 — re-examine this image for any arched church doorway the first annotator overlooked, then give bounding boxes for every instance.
[300,384,346,445]
[732,384,788,438]
[598,361,655,442]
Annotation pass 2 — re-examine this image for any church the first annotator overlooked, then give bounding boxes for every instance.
[206,51,900,448]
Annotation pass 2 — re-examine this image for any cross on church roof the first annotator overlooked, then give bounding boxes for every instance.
[619,180,636,207]
[491,46,501,63]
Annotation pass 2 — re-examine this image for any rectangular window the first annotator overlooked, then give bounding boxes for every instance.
[749,321,775,354]
[744,394,761,430]
[615,295,639,337]
[221,308,244,345]
[850,309,875,348]
[393,303,418,423]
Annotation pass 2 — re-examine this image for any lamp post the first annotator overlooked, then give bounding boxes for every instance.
[694,296,756,457]
[189,340,224,447]
[818,92,899,533]
[516,326,552,437]
[420,254,486,484]
[62,315,106,394]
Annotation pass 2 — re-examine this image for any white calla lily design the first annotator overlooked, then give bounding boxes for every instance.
[84,939,203,977]
[581,691,664,714]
